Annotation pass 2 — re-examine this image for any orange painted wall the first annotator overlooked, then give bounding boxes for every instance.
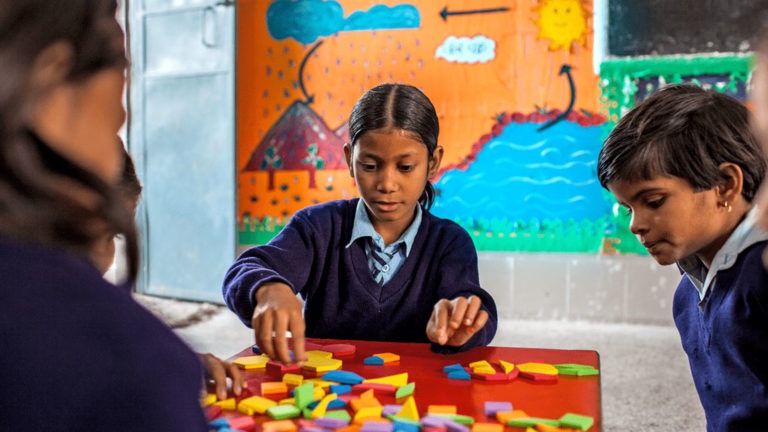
[237,0,600,224]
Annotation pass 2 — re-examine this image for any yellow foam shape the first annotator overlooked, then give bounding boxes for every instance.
[360,389,376,400]
[305,378,335,389]
[372,352,400,363]
[496,410,529,424]
[498,360,515,374]
[427,405,457,415]
[262,381,289,395]
[214,398,236,410]
[238,395,277,415]
[283,373,304,386]
[396,396,419,421]
[313,386,326,400]
[310,393,338,419]
[262,419,298,432]
[303,357,343,372]
[201,393,217,407]
[472,366,497,375]
[469,360,492,369]
[525,428,537,432]
[350,396,381,412]
[278,397,295,405]
[353,406,383,423]
[472,423,504,432]
[362,372,408,388]
[517,362,558,376]
[306,350,334,360]
[232,355,270,369]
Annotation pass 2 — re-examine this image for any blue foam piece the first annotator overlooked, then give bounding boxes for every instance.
[330,384,352,394]
[447,369,471,380]
[307,398,346,410]
[322,370,365,385]
[208,418,230,429]
[364,356,385,365]
[443,363,464,374]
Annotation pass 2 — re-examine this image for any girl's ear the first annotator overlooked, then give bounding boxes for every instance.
[716,162,744,205]
[427,145,444,180]
[343,143,354,177]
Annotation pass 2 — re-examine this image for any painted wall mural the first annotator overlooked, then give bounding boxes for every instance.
[237,0,614,252]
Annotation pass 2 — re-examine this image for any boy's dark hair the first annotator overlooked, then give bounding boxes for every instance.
[348,83,440,209]
[118,141,143,213]
[597,84,767,201]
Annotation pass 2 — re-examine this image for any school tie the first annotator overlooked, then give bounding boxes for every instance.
[369,242,400,285]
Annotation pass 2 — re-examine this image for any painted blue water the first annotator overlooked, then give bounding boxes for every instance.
[432,119,612,222]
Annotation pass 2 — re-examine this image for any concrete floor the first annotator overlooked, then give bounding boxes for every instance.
[158,298,705,432]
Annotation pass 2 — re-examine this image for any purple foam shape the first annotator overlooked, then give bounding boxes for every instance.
[360,422,394,432]
[420,416,454,428]
[299,428,325,432]
[315,417,350,429]
[445,420,470,432]
[484,401,513,417]
[382,404,403,416]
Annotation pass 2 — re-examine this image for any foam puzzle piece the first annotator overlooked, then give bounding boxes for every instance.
[471,422,503,432]
[306,350,334,360]
[442,364,464,374]
[372,352,400,363]
[323,370,365,385]
[308,398,347,410]
[310,394,338,419]
[389,416,422,432]
[469,370,510,382]
[350,396,382,413]
[204,405,222,421]
[202,393,218,407]
[303,357,343,373]
[558,413,594,430]
[354,406,384,423]
[364,356,385,365]
[330,384,352,394]
[435,414,473,425]
[294,383,315,410]
[495,410,528,424]
[395,382,415,399]
[360,422,394,432]
[304,378,335,389]
[262,419,299,432]
[471,366,497,375]
[316,416,350,429]
[497,360,515,374]
[283,373,304,386]
[554,364,599,377]
[228,415,256,431]
[468,360,492,369]
[233,355,270,370]
[484,401,513,417]
[208,417,229,429]
[214,398,237,411]
[422,427,448,432]
[321,344,357,357]
[363,372,408,388]
[238,395,277,415]
[323,410,353,422]
[381,404,402,416]
[397,396,419,421]
[262,381,289,395]
[267,361,303,376]
[427,405,457,415]
[506,418,560,428]
[518,371,558,383]
[353,383,396,396]
[303,342,325,351]
[516,362,559,376]
[447,369,471,380]
[534,424,580,432]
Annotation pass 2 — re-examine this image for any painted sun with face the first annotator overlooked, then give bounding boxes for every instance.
[533,0,589,52]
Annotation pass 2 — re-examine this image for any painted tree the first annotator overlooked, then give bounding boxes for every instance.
[300,143,325,189]
[260,146,283,190]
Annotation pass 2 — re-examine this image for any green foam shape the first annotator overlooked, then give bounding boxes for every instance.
[267,404,301,420]
[395,382,416,399]
[324,410,352,421]
[507,418,559,428]
[559,413,594,430]
[294,383,315,410]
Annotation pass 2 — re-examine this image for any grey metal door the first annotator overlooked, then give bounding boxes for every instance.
[127,0,235,302]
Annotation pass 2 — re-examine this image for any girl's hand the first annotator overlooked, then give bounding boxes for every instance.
[199,352,244,400]
[252,282,307,366]
[426,295,489,347]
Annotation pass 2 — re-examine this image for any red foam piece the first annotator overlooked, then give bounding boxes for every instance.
[267,361,302,376]
[519,371,558,383]
[321,343,357,357]
[229,415,256,431]
[352,382,396,395]
[204,405,222,421]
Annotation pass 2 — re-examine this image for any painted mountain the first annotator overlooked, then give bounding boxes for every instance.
[243,101,347,189]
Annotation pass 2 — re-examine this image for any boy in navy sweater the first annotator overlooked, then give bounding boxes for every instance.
[598,84,768,431]
[224,84,497,364]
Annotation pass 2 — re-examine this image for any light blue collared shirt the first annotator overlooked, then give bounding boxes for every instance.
[345,199,422,285]
[677,206,768,305]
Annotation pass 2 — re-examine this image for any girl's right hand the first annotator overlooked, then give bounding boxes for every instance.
[252,282,307,366]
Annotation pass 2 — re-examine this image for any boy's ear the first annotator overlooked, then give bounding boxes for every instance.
[343,143,354,177]
[716,162,744,204]
[427,145,444,179]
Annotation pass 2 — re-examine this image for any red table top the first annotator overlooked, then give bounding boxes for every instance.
[227,338,601,431]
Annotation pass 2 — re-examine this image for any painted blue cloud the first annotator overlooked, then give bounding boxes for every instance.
[342,4,420,31]
[267,0,345,44]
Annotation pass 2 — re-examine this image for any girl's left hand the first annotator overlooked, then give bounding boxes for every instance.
[426,295,489,346]
[199,352,245,400]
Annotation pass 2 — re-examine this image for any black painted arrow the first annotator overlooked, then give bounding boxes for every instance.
[440,6,510,21]
[538,64,575,132]
[299,40,324,105]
